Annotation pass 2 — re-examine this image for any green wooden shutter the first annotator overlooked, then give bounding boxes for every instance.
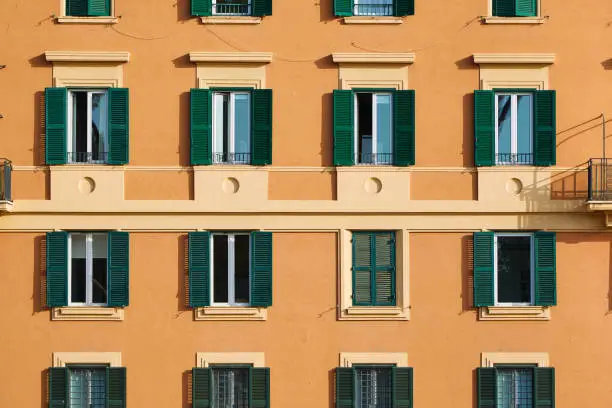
[474,90,495,167]
[352,232,372,305]
[251,89,273,165]
[534,367,555,408]
[333,90,355,166]
[191,89,213,165]
[493,0,515,16]
[189,232,211,307]
[251,231,273,307]
[335,368,354,408]
[395,0,414,16]
[534,90,556,166]
[88,0,110,16]
[393,367,413,408]
[394,90,416,166]
[473,232,495,307]
[108,231,130,307]
[334,0,353,16]
[49,367,68,408]
[374,232,396,306]
[66,0,87,16]
[250,368,270,408]
[107,367,126,408]
[515,0,537,16]
[534,231,556,306]
[45,87,68,165]
[192,0,212,16]
[477,368,497,408]
[193,368,212,408]
[46,231,68,307]
[252,0,272,16]
[108,88,129,165]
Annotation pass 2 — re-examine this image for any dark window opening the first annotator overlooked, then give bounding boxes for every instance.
[497,235,532,304]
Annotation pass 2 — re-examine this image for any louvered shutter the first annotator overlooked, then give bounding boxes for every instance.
[395,0,414,16]
[477,368,497,408]
[189,232,211,307]
[252,0,272,16]
[515,0,537,17]
[45,87,68,165]
[191,89,213,165]
[46,231,68,307]
[107,367,126,408]
[251,89,273,165]
[193,368,212,408]
[108,231,129,307]
[335,368,354,408]
[66,0,87,16]
[88,0,111,16]
[333,90,355,166]
[374,232,396,306]
[192,0,212,16]
[534,232,556,306]
[108,88,129,165]
[49,367,68,408]
[534,367,555,408]
[473,232,495,307]
[534,90,556,166]
[251,231,273,307]
[493,0,515,17]
[334,0,353,16]
[393,367,413,408]
[352,232,372,305]
[474,90,495,166]
[394,90,415,166]
[250,368,270,408]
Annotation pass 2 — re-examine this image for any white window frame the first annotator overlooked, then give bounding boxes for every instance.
[493,233,535,307]
[67,232,108,307]
[354,92,393,165]
[212,0,252,16]
[353,0,394,16]
[494,92,533,165]
[495,366,535,408]
[212,91,251,164]
[67,365,108,408]
[67,89,109,165]
[210,232,251,307]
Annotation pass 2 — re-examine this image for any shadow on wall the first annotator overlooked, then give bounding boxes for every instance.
[472,369,478,408]
[178,234,190,313]
[42,369,48,408]
[319,0,336,22]
[461,234,474,315]
[601,59,612,70]
[178,91,192,167]
[462,94,476,167]
[329,369,336,408]
[34,235,47,314]
[183,370,192,408]
[175,0,193,22]
[321,92,334,167]
[34,91,45,166]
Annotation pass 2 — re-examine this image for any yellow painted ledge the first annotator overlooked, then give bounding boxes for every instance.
[479,306,551,321]
[45,51,130,63]
[482,16,546,24]
[332,52,415,64]
[197,352,265,367]
[340,306,409,321]
[194,306,267,321]
[340,352,409,367]
[189,52,272,63]
[200,16,261,24]
[52,306,124,321]
[481,352,549,367]
[473,53,555,64]
[53,352,122,367]
[343,16,403,24]
[56,16,119,24]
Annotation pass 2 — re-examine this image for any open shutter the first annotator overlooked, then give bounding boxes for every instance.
[189,232,211,307]
[395,0,414,16]
[515,0,537,16]
[534,231,556,306]
[393,367,413,408]
[473,232,495,307]
[108,231,129,307]
[107,367,126,408]
[534,90,556,166]
[191,89,213,165]
[192,0,212,16]
[108,88,129,165]
[394,90,416,166]
[534,367,555,408]
[493,0,515,17]
[46,231,68,307]
[336,368,354,408]
[193,368,212,408]
[374,232,396,306]
[474,90,495,167]
[252,0,272,16]
[88,0,110,16]
[251,89,273,165]
[334,0,353,16]
[352,232,372,306]
[250,368,270,408]
[66,0,87,16]
[45,87,68,165]
[251,231,273,307]
[477,368,497,408]
[49,367,68,408]
[333,90,355,166]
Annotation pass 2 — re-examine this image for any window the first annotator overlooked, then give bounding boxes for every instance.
[335,364,413,408]
[494,233,533,306]
[65,0,112,17]
[68,365,107,408]
[213,0,251,15]
[191,0,271,17]
[212,366,250,408]
[492,0,537,17]
[355,366,393,408]
[213,92,252,164]
[68,90,108,164]
[334,0,414,17]
[354,0,393,16]
[69,232,108,306]
[496,366,534,408]
[352,231,396,306]
[192,365,270,408]
[495,92,533,165]
[477,365,555,408]
[212,233,250,306]
[355,92,393,165]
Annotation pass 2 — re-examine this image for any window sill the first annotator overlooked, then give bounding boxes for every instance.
[56,16,119,24]
[0,200,13,212]
[482,16,546,24]
[340,306,409,321]
[479,306,550,321]
[195,306,267,321]
[343,16,403,24]
[52,307,124,321]
[200,16,262,24]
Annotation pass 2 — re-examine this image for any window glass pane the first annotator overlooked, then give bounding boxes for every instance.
[355,367,392,408]
[516,94,533,162]
[214,0,251,15]
[71,234,87,304]
[496,368,533,408]
[213,235,229,303]
[234,235,250,304]
[213,368,249,408]
[497,236,532,304]
[214,93,230,163]
[496,94,512,161]
[233,93,251,164]
[69,367,106,408]
[355,0,393,16]
[73,92,88,162]
[91,93,107,162]
[357,93,373,164]
[92,234,108,304]
[375,94,392,164]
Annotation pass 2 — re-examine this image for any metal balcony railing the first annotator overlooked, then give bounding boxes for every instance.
[355,153,394,165]
[213,1,251,15]
[67,151,108,164]
[496,153,534,165]
[213,152,252,164]
[0,159,12,202]
[588,158,612,201]
[354,3,394,16]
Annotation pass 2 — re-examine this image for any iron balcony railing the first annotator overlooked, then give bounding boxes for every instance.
[355,153,394,165]
[213,2,251,15]
[0,159,12,202]
[496,153,534,165]
[354,3,394,16]
[67,151,108,164]
[588,158,612,201]
[213,152,252,164]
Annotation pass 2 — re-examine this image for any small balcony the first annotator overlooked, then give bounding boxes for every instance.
[0,159,12,212]
[586,159,612,225]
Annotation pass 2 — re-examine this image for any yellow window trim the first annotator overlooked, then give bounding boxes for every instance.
[482,16,546,24]
[189,52,272,63]
[340,352,408,367]
[481,352,549,368]
[196,352,265,368]
[52,306,124,321]
[45,51,130,63]
[53,352,122,367]
[343,16,403,24]
[200,16,262,24]
[194,306,267,321]
[479,306,550,321]
[332,53,415,64]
